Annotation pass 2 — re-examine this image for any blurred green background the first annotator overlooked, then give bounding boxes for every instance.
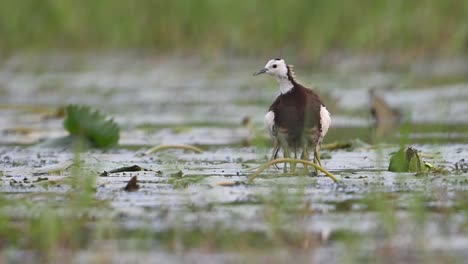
[1,0,467,58]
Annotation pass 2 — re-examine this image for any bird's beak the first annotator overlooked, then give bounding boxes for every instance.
[253,68,268,76]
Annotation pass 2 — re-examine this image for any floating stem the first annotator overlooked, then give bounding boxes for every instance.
[248,158,338,183]
[145,144,204,155]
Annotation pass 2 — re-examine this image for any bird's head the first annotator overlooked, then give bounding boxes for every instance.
[253,58,289,79]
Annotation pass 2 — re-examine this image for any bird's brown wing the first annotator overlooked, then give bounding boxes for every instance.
[269,92,305,146]
[302,87,324,145]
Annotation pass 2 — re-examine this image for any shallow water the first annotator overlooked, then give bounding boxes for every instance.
[1,53,468,263]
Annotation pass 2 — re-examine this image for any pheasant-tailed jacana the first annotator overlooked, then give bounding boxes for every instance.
[253,58,331,173]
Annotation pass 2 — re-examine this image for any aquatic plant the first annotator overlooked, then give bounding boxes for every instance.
[63,105,120,148]
[388,147,428,172]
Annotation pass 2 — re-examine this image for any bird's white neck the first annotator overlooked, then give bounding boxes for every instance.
[276,76,293,94]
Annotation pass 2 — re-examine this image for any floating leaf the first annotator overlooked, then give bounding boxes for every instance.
[389,147,428,172]
[100,165,147,176]
[64,105,119,148]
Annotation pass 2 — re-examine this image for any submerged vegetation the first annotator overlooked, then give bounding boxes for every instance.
[0,0,467,57]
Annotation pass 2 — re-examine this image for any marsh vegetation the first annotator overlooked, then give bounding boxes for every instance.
[1,1,468,263]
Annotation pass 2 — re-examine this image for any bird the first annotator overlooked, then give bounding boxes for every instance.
[253,58,331,173]
[369,88,402,137]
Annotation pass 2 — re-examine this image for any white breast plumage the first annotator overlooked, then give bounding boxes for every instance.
[264,111,275,138]
[320,105,331,139]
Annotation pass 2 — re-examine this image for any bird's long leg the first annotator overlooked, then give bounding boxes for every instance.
[301,144,310,174]
[273,145,280,159]
[276,131,291,173]
[282,146,291,173]
[291,147,297,173]
[270,143,281,170]
[313,145,323,175]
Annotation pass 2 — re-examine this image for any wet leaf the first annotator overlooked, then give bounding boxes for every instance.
[100,165,146,176]
[64,105,120,148]
[388,147,428,172]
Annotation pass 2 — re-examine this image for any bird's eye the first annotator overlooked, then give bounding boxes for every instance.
[272,64,277,68]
